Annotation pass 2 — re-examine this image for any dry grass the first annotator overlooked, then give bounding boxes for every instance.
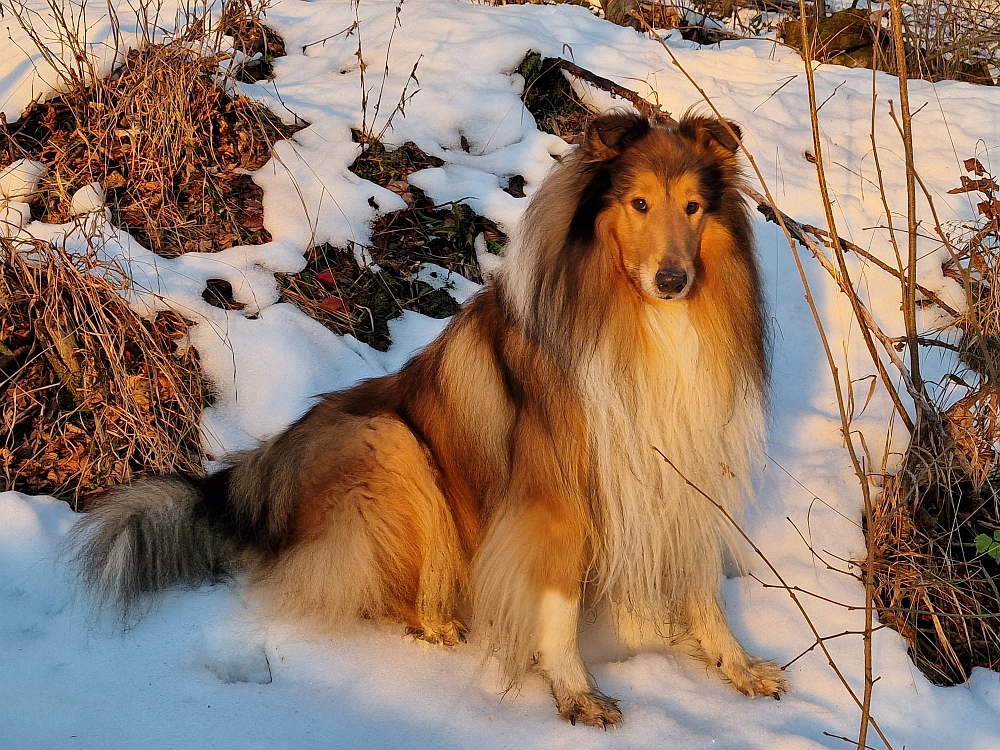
[2,34,300,256]
[871,450,1000,684]
[901,0,999,85]
[0,243,205,509]
[775,3,997,84]
[1,0,297,504]
[222,0,287,82]
[869,160,1000,684]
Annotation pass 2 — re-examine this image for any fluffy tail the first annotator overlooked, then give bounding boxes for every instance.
[68,475,240,621]
[69,418,309,620]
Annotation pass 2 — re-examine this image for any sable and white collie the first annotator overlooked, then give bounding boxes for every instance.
[73,111,785,727]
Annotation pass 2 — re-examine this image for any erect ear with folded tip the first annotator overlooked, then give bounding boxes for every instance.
[682,116,743,153]
[583,112,651,162]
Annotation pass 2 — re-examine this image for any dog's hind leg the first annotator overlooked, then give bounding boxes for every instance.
[255,415,466,639]
[685,589,787,698]
[408,501,469,646]
[355,415,468,643]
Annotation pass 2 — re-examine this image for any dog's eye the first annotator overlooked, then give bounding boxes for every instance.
[631,198,648,212]
[685,201,702,215]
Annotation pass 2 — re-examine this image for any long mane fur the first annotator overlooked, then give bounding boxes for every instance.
[501,112,768,623]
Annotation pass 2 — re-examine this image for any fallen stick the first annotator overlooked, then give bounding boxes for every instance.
[544,57,675,124]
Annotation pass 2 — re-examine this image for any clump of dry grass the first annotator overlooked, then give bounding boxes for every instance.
[0,242,205,509]
[869,159,1000,684]
[222,0,287,82]
[2,2,302,256]
[871,447,1000,684]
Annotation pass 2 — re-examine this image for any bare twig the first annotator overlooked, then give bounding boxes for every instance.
[801,223,959,318]
[888,0,923,394]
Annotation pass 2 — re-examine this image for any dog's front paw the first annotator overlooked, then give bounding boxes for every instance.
[721,657,787,698]
[554,688,623,729]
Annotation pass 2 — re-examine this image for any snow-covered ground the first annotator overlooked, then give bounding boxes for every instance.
[2,0,1000,747]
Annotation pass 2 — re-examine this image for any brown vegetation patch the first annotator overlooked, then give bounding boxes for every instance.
[349,133,445,193]
[222,0,289,82]
[1,245,205,509]
[868,161,1000,684]
[871,439,1000,684]
[516,52,591,144]
[1,38,301,257]
[280,196,505,351]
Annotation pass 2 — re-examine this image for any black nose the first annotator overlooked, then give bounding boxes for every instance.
[655,268,688,297]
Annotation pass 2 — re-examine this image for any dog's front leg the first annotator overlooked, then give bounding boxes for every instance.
[475,500,623,727]
[536,583,622,727]
[685,589,787,698]
[474,405,622,727]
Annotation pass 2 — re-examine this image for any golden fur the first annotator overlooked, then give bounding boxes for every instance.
[73,111,785,727]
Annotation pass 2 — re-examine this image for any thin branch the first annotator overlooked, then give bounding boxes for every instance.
[749,574,864,611]
[824,732,881,750]
[888,0,923,394]
[745,184,916,430]
[783,627,889,671]
[802,223,960,318]
[792,35,900,750]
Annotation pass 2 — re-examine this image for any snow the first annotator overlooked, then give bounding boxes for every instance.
[0,158,47,200]
[2,0,1000,747]
[416,263,482,304]
[68,182,107,217]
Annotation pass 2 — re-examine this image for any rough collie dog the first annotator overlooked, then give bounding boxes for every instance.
[72,111,785,727]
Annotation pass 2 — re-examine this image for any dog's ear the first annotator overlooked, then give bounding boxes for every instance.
[583,112,650,161]
[681,116,742,153]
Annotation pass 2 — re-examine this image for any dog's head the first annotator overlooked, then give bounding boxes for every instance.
[569,111,744,303]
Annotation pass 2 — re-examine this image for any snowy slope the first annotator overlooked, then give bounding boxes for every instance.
[3,1,1000,748]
